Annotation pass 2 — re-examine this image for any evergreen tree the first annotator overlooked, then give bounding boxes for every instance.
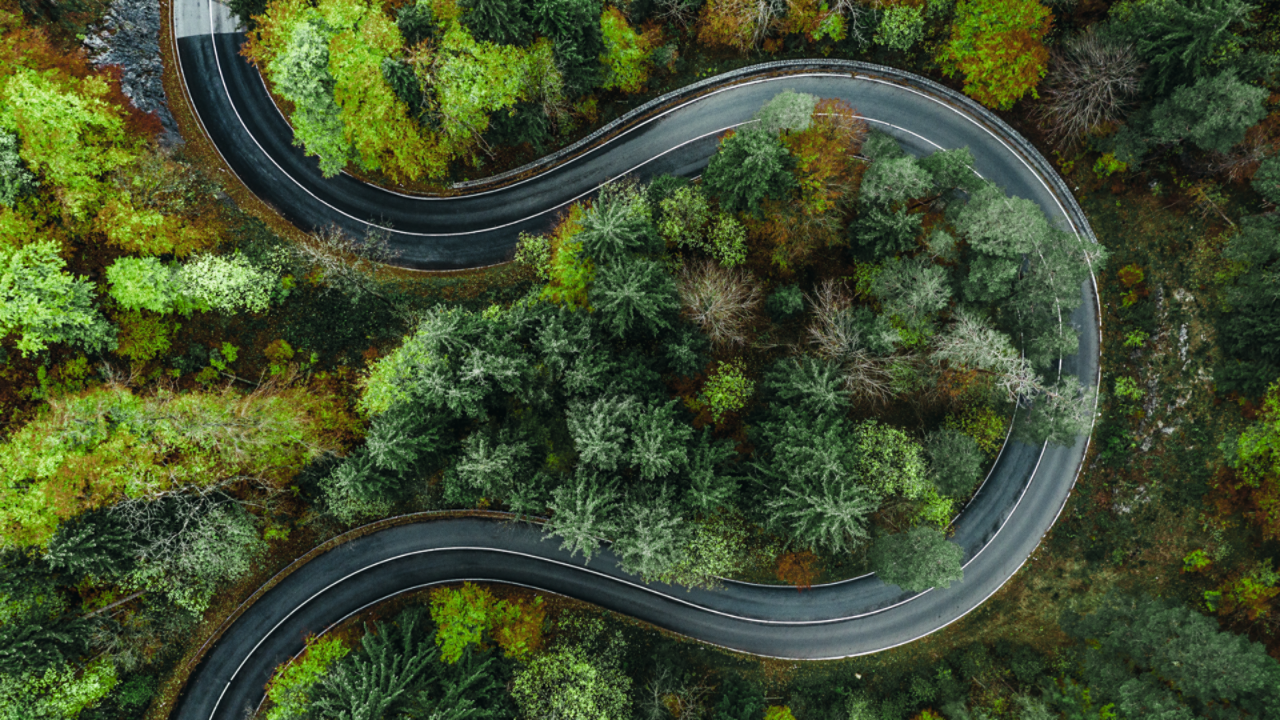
[590,257,680,339]
[544,471,621,561]
[311,611,437,720]
[703,127,797,216]
[44,508,140,582]
[567,395,637,472]
[924,429,986,498]
[461,0,531,45]
[628,400,693,481]
[531,0,605,93]
[867,525,965,593]
[684,431,740,513]
[712,675,766,720]
[1252,155,1280,206]
[578,183,662,266]
[1148,72,1269,154]
[611,487,689,581]
[446,429,534,505]
[1063,591,1280,719]
[765,356,852,415]
[1110,0,1260,96]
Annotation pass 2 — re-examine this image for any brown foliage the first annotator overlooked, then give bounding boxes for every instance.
[776,550,820,590]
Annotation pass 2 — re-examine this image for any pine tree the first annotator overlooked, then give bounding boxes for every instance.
[703,127,797,216]
[628,401,693,481]
[311,611,437,720]
[544,471,621,561]
[590,257,680,339]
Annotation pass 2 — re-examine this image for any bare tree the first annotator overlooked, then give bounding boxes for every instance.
[1039,29,1143,145]
[676,259,763,349]
[806,279,893,405]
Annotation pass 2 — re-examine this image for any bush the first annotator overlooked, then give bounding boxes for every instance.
[511,642,630,720]
[600,6,652,92]
[938,0,1052,110]
[701,360,755,423]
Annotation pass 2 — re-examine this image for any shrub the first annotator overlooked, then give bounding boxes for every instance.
[946,404,1007,456]
[701,360,755,423]
[114,310,179,364]
[511,642,630,720]
[938,0,1052,110]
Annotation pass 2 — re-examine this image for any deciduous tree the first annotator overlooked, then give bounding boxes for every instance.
[868,525,964,592]
[938,0,1052,110]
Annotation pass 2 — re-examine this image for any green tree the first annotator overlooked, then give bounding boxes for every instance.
[1148,72,1269,154]
[531,0,605,93]
[0,240,115,357]
[628,400,692,480]
[1253,154,1280,205]
[952,182,1046,304]
[578,183,661,265]
[269,19,352,177]
[765,356,851,415]
[177,251,283,315]
[712,675,766,720]
[611,487,689,581]
[938,0,1052,110]
[1063,591,1280,719]
[311,610,437,720]
[105,256,197,315]
[867,525,965,593]
[599,6,651,93]
[265,637,350,720]
[43,508,140,582]
[0,129,33,207]
[872,256,950,341]
[567,395,637,472]
[753,90,817,134]
[462,0,531,45]
[854,420,930,499]
[703,127,797,216]
[658,185,710,250]
[1110,0,1260,96]
[590,257,680,338]
[924,428,986,498]
[700,360,755,423]
[446,428,533,505]
[544,471,621,561]
[875,5,925,52]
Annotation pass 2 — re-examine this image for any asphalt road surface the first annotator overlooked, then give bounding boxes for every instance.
[168,2,1101,718]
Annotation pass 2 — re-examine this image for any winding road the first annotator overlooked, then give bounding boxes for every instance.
[168,1,1102,718]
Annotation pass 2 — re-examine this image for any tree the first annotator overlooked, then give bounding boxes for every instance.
[265,637,351,720]
[611,487,689,581]
[1148,72,1269,154]
[599,6,652,93]
[0,240,115,356]
[590,257,680,338]
[267,18,351,177]
[753,90,817,134]
[177,251,283,314]
[44,507,140,582]
[567,395,637,471]
[1109,0,1259,96]
[629,401,693,480]
[531,0,605,93]
[765,356,851,415]
[0,129,33,207]
[872,257,950,342]
[310,610,437,720]
[703,127,796,215]
[1062,591,1280,719]
[105,256,199,315]
[938,0,1052,110]
[511,642,631,720]
[544,471,621,561]
[874,5,924,52]
[700,360,755,424]
[712,675,766,720]
[446,428,532,505]
[128,500,267,614]
[461,0,531,45]
[0,68,138,218]
[854,420,930,499]
[578,183,661,266]
[1038,29,1143,144]
[932,310,1039,400]
[868,526,964,593]
[924,429,986,498]
[1253,154,1280,205]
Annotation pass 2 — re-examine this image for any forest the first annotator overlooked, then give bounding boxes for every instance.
[2,0,1280,716]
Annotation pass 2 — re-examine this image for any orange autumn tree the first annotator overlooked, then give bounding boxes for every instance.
[938,0,1052,111]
